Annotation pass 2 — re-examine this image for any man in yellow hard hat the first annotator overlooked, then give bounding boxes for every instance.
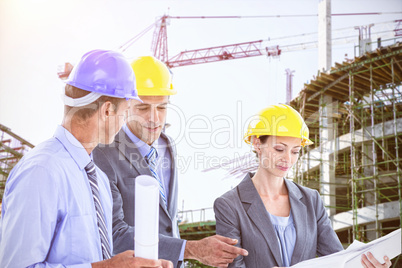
[93,56,248,268]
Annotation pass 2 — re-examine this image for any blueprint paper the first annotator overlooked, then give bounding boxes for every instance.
[135,175,159,260]
[344,229,401,268]
[291,229,401,268]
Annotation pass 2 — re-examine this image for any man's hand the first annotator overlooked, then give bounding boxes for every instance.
[92,250,173,268]
[361,252,392,268]
[184,235,249,268]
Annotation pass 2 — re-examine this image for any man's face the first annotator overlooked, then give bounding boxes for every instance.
[126,95,169,145]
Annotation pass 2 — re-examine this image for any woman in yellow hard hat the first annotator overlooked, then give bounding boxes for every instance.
[213,104,392,268]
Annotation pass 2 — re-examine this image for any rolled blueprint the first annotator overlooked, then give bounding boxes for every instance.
[135,175,159,259]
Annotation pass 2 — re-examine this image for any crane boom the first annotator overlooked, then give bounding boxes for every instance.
[166,40,281,68]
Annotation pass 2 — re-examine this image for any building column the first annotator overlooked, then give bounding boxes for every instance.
[318,0,331,72]
[320,95,337,216]
[362,142,377,241]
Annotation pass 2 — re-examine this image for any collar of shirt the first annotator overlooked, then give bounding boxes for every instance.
[122,123,165,159]
[53,125,92,170]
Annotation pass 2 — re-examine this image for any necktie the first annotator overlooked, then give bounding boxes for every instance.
[85,161,112,260]
[145,146,168,208]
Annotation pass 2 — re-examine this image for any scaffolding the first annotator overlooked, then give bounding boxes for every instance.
[290,41,402,255]
[0,124,34,203]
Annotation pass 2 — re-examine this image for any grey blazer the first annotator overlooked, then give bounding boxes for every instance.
[93,129,184,268]
[214,173,343,268]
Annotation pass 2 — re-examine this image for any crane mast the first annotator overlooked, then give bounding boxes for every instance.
[151,15,169,63]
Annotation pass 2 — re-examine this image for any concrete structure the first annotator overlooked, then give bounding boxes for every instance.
[289,41,402,246]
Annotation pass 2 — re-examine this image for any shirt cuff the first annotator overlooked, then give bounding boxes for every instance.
[179,240,187,261]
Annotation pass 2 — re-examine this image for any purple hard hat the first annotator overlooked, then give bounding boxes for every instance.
[65,49,141,101]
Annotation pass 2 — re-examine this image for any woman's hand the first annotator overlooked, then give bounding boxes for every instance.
[361,252,392,268]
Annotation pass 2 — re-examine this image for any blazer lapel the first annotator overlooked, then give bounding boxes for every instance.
[238,174,283,267]
[285,179,308,266]
[115,129,171,219]
[115,129,150,176]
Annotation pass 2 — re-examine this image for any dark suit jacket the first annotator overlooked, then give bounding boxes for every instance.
[93,129,184,267]
[214,173,343,268]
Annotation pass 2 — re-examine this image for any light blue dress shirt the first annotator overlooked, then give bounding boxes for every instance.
[268,211,296,267]
[122,124,186,261]
[0,125,113,268]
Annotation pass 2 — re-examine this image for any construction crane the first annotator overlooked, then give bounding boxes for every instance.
[148,15,281,68]
[147,15,399,68]
[58,14,400,78]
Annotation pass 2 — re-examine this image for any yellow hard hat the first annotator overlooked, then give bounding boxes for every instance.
[244,104,313,147]
[130,56,177,96]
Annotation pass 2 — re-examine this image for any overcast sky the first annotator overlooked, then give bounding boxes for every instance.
[0,0,401,221]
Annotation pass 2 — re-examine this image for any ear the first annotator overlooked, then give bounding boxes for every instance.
[99,101,113,121]
[252,137,262,154]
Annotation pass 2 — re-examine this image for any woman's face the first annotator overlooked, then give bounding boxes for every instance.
[254,136,302,178]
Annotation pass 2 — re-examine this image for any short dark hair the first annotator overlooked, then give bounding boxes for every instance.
[258,135,270,144]
[64,84,125,121]
[253,135,270,158]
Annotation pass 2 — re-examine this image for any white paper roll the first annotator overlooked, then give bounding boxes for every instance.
[135,175,159,260]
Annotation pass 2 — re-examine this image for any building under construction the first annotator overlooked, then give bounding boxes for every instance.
[287,40,402,250]
[0,124,34,210]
